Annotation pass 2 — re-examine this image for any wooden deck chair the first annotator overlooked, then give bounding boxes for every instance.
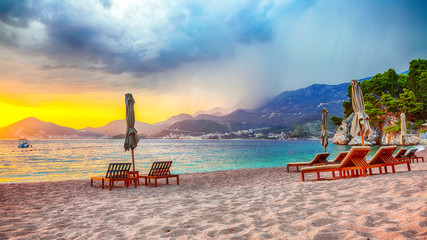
[91,163,137,191]
[366,146,411,175]
[140,161,179,187]
[330,151,348,163]
[286,153,330,172]
[402,148,424,163]
[393,148,407,159]
[301,146,371,181]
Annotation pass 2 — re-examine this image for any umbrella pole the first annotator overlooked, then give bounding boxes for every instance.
[324,146,327,153]
[360,125,365,146]
[132,149,135,173]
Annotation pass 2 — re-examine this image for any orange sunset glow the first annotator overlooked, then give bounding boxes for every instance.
[0,53,244,129]
[0,89,223,129]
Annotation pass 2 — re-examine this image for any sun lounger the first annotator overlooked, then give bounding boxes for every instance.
[366,146,411,175]
[286,153,330,172]
[399,148,424,163]
[393,148,407,159]
[330,151,348,163]
[301,146,371,181]
[91,163,137,191]
[140,161,179,187]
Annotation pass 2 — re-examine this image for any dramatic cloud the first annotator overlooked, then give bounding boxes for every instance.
[0,0,301,74]
[0,0,426,108]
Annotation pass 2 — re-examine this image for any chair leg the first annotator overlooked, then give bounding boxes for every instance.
[332,171,335,178]
[317,172,320,179]
[102,179,105,189]
[407,162,411,171]
[155,179,158,187]
[339,170,342,179]
[287,166,289,172]
[384,167,388,174]
[166,177,169,185]
[176,176,179,185]
[109,181,112,191]
[368,168,372,175]
[301,172,305,181]
[362,169,367,177]
[91,179,93,187]
[391,165,395,173]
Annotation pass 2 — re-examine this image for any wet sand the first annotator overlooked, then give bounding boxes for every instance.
[1,150,426,240]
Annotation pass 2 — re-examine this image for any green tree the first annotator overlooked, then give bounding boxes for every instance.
[381,93,399,113]
[331,116,344,126]
[361,68,400,98]
[343,101,352,118]
[397,74,408,90]
[419,71,427,118]
[343,84,353,118]
[383,68,399,96]
[365,101,384,125]
[408,58,427,99]
[399,89,423,119]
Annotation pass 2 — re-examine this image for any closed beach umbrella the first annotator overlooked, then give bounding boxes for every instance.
[350,80,371,146]
[320,108,329,153]
[400,113,407,148]
[124,93,140,173]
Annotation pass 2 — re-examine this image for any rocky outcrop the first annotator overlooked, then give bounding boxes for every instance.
[333,114,421,146]
[332,113,353,145]
[379,115,420,145]
[347,127,380,146]
[348,136,375,146]
[380,131,420,145]
[333,113,379,145]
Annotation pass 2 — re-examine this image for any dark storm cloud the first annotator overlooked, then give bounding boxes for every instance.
[0,0,33,28]
[0,0,293,75]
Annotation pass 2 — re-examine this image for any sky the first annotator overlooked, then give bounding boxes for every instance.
[0,0,426,129]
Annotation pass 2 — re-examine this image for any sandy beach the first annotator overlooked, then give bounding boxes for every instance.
[1,151,426,240]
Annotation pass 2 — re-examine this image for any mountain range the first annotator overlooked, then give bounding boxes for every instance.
[0,82,349,139]
[0,117,102,139]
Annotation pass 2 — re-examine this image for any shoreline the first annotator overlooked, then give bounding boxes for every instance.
[2,147,426,185]
[1,151,426,239]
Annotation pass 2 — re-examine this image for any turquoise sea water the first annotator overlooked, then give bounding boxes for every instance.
[0,139,397,183]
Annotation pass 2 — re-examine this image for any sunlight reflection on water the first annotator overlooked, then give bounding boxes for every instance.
[0,139,383,183]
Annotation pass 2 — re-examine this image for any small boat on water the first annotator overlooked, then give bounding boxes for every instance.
[18,139,30,148]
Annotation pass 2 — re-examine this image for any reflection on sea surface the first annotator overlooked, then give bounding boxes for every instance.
[0,139,383,183]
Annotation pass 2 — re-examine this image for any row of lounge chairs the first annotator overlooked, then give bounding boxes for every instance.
[91,146,422,189]
[294,146,417,181]
[287,147,423,173]
[90,161,179,190]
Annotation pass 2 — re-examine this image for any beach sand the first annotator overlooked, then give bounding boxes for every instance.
[1,151,426,240]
